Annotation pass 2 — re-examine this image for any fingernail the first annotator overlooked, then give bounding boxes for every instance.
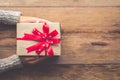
[36,20,40,23]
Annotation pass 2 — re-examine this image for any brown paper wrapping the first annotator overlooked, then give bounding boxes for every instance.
[17,23,61,56]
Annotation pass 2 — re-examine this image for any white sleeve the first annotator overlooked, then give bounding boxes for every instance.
[0,55,23,74]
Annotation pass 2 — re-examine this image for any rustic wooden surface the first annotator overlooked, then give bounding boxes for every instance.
[0,0,120,80]
[0,0,120,7]
[0,64,120,80]
[0,7,120,64]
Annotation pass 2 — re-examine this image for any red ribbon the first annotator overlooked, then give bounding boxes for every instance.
[17,23,60,56]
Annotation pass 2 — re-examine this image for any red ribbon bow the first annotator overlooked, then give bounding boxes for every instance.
[17,23,60,56]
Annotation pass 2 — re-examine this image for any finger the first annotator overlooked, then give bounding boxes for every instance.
[21,56,40,61]
[36,19,53,23]
[20,56,49,64]
[26,57,48,64]
[27,58,40,64]
[22,18,52,23]
[20,56,38,63]
[21,19,38,23]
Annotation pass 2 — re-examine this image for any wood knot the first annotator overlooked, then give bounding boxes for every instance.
[91,42,109,46]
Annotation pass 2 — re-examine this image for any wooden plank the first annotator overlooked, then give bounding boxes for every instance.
[0,7,120,64]
[1,31,120,64]
[0,0,120,7]
[0,8,120,34]
[0,64,120,80]
[1,7,120,29]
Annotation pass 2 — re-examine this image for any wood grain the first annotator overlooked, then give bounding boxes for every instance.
[0,64,120,80]
[0,7,120,31]
[0,0,120,7]
[0,7,120,64]
[0,0,120,80]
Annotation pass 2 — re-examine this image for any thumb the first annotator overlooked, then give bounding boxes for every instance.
[20,16,53,23]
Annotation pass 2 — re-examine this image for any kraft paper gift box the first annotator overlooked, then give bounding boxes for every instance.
[17,23,61,56]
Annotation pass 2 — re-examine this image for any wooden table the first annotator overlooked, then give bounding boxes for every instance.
[0,0,120,80]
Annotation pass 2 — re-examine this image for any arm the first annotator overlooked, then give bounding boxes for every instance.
[0,10,22,74]
[0,10,21,25]
[0,10,50,74]
[0,55,22,74]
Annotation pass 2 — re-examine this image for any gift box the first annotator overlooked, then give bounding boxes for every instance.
[17,23,61,56]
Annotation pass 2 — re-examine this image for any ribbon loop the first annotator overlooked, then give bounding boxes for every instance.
[32,28,44,36]
[26,42,43,53]
[43,23,49,34]
[17,33,43,41]
[48,30,58,38]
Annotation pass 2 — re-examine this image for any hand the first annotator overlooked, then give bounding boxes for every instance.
[19,16,52,23]
[19,16,51,64]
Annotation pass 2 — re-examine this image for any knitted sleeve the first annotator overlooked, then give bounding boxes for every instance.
[0,10,21,25]
[0,55,22,74]
[0,10,22,74]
